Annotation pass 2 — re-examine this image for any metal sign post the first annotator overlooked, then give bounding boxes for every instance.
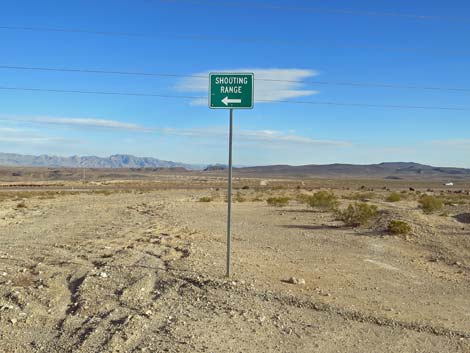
[209,73,254,277]
[226,108,233,277]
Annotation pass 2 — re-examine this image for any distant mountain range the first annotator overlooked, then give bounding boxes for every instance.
[0,153,202,170]
[1,153,469,180]
[231,162,470,180]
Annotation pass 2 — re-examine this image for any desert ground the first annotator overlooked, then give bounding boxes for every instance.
[0,173,469,352]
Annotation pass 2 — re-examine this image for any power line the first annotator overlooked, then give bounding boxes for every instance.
[1,26,468,58]
[261,78,470,93]
[256,98,469,111]
[0,65,195,79]
[0,85,468,112]
[1,64,468,94]
[159,0,470,23]
[0,86,202,100]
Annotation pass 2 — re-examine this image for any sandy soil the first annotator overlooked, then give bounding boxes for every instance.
[0,184,469,352]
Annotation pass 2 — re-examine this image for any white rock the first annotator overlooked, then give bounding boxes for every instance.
[287,277,306,285]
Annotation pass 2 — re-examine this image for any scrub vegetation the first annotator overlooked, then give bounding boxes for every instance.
[385,192,402,202]
[305,191,339,211]
[336,202,379,227]
[419,195,444,214]
[266,196,290,207]
[388,220,412,235]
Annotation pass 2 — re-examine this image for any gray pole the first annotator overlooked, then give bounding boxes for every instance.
[226,108,233,277]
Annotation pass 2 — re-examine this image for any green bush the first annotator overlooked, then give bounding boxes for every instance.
[306,191,339,211]
[266,197,290,207]
[337,202,378,227]
[419,195,443,214]
[387,220,412,235]
[385,192,402,202]
[198,196,213,202]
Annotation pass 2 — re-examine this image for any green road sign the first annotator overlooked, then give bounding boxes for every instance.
[209,73,254,109]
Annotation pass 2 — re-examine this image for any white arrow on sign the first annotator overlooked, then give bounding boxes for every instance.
[222,97,242,106]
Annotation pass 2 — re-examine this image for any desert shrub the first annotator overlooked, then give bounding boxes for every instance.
[306,191,339,211]
[198,196,213,202]
[296,193,311,204]
[37,193,58,200]
[94,190,114,196]
[271,185,285,190]
[343,192,376,201]
[266,197,290,207]
[336,202,378,227]
[442,194,470,205]
[234,192,246,202]
[386,192,402,202]
[387,220,412,235]
[419,195,443,214]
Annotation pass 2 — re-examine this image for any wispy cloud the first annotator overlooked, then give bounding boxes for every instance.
[0,136,73,144]
[431,139,470,148]
[176,68,319,105]
[1,115,349,147]
[1,116,152,132]
[0,127,24,133]
[0,127,79,145]
[161,127,351,147]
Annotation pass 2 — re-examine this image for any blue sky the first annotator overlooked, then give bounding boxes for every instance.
[0,0,469,167]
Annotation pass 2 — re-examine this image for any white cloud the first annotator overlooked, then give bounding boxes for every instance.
[32,117,151,132]
[160,126,351,147]
[0,127,23,133]
[1,116,151,132]
[431,139,470,148]
[0,123,81,145]
[0,136,72,144]
[176,68,319,105]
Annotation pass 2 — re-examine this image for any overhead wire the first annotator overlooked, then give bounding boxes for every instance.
[0,64,469,93]
[158,0,470,23]
[1,6,468,111]
[0,85,468,111]
[1,26,469,58]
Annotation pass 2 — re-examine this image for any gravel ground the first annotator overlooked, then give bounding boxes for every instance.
[0,187,469,352]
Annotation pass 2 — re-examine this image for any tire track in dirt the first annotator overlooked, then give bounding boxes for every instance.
[0,195,195,352]
[148,271,470,341]
[264,291,470,339]
[46,200,195,352]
